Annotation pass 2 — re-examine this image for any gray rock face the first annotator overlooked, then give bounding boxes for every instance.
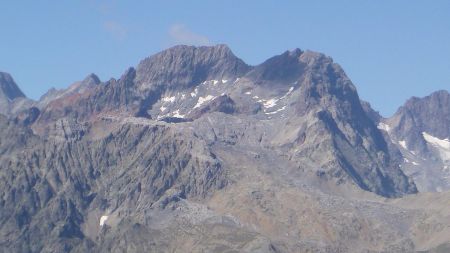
[2,45,450,253]
[136,44,251,90]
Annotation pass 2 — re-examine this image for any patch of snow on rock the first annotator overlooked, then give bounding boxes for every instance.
[377,122,391,132]
[172,110,185,118]
[191,88,198,97]
[162,96,176,103]
[245,91,252,95]
[399,140,407,150]
[279,87,295,100]
[423,132,450,161]
[222,79,228,83]
[265,106,287,115]
[194,95,215,109]
[100,215,109,226]
[263,98,278,108]
[160,106,167,112]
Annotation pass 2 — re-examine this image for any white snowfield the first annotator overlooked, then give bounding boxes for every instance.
[162,96,176,103]
[279,87,294,100]
[194,95,215,109]
[399,140,407,150]
[377,122,391,132]
[172,109,185,118]
[190,88,198,97]
[99,215,109,226]
[259,87,295,109]
[423,132,450,161]
[265,106,286,115]
[262,98,278,108]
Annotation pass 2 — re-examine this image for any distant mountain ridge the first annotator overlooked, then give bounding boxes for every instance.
[1,45,450,252]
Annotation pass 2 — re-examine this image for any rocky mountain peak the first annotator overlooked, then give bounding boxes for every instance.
[135,44,251,90]
[81,73,101,86]
[245,49,305,83]
[393,90,450,140]
[0,71,25,100]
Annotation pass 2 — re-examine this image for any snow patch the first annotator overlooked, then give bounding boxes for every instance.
[279,87,295,100]
[190,88,198,97]
[160,106,167,112]
[412,161,419,166]
[162,96,176,103]
[399,140,407,149]
[100,215,109,226]
[253,96,259,99]
[263,98,278,108]
[172,110,185,118]
[245,91,252,95]
[377,122,391,132]
[422,132,450,161]
[258,87,294,109]
[265,106,287,115]
[222,79,228,83]
[194,95,215,109]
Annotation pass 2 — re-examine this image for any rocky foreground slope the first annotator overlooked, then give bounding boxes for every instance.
[1,45,449,253]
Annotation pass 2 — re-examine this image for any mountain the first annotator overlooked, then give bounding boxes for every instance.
[38,73,101,108]
[0,72,25,100]
[1,45,450,252]
[378,90,450,192]
[0,72,32,115]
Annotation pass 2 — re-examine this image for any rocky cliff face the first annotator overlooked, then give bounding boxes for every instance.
[378,90,450,192]
[1,45,450,253]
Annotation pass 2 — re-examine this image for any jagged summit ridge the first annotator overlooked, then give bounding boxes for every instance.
[135,44,251,90]
[3,45,417,197]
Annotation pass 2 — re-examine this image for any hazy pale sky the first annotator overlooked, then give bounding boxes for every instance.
[1,0,449,116]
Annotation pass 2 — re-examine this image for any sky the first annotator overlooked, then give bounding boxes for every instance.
[1,1,449,117]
